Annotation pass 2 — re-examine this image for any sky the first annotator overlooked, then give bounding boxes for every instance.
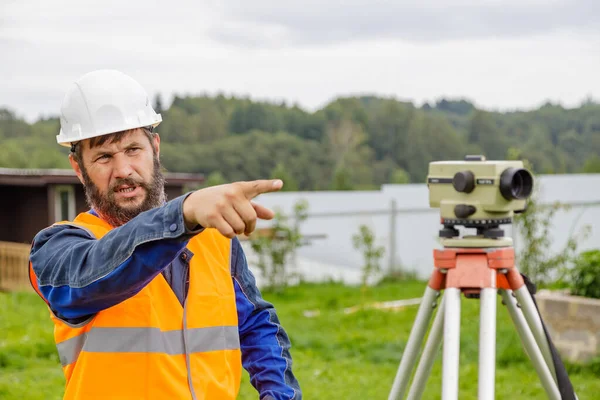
[1,0,599,122]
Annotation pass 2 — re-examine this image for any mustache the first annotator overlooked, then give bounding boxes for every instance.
[110,177,148,191]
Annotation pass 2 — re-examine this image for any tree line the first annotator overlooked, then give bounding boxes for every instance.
[1,94,599,190]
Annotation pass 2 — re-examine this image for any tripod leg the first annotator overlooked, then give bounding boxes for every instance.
[442,287,461,400]
[406,296,446,400]
[513,286,557,381]
[388,286,440,400]
[500,290,561,400]
[478,287,497,400]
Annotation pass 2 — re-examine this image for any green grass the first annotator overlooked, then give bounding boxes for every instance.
[2,280,599,399]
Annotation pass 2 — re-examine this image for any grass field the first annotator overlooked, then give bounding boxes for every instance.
[1,279,599,399]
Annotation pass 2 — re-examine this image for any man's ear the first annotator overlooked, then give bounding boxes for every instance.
[153,133,161,158]
[69,153,85,184]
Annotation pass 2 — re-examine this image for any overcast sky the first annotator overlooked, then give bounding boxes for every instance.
[1,0,599,122]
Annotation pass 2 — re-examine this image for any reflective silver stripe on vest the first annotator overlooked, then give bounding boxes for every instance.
[56,326,240,367]
[183,298,198,400]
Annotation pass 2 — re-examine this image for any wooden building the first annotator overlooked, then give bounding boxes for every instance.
[0,167,204,291]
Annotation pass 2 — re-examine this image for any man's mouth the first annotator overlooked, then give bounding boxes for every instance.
[114,184,142,198]
[117,186,137,193]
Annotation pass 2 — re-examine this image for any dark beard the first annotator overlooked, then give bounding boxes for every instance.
[80,155,166,227]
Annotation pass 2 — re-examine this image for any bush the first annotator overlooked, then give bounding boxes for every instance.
[250,199,308,291]
[352,224,385,287]
[509,150,590,285]
[513,196,588,285]
[567,250,600,299]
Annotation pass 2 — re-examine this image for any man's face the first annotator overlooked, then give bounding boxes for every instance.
[69,128,166,227]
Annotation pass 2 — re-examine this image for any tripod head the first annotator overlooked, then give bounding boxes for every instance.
[427,155,534,243]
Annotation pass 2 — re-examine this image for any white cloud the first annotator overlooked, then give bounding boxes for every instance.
[0,0,598,122]
[209,0,600,46]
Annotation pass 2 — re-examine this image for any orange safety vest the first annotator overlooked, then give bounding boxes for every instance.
[29,212,242,400]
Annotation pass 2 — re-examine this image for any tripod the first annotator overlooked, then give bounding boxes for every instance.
[388,232,575,400]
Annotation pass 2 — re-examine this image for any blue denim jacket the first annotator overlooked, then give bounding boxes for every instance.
[29,193,301,400]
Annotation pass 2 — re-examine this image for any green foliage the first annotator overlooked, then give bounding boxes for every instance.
[510,151,591,285]
[324,117,375,187]
[468,110,508,160]
[433,98,476,116]
[270,162,299,192]
[582,155,600,173]
[229,102,285,134]
[203,171,226,187]
[153,93,164,114]
[513,196,587,285]
[250,200,309,291]
[390,168,410,184]
[0,140,29,168]
[567,250,600,299]
[352,225,385,287]
[175,130,333,191]
[331,167,354,190]
[2,96,600,190]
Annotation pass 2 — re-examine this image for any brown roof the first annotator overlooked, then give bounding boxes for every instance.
[0,168,204,187]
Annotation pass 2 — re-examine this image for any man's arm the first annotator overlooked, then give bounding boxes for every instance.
[231,237,302,400]
[29,193,201,323]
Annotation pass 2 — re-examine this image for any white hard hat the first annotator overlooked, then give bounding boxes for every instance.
[57,69,162,147]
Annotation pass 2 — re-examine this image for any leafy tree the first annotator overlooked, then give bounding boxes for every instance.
[390,168,410,184]
[434,98,475,116]
[0,140,29,168]
[1,92,599,192]
[582,155,600,173]
[365,99,414,163]
[270,163,299,192]
[325,118,366,168]
[468,110,508,160]
[153,94,164,114]
[331,167,354,191]
[229,102,284,134]
[282,106,325,141]
[0,108,32,140]
[203,171,226,187]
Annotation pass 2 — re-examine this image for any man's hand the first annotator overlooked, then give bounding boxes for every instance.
[183,179,283,238]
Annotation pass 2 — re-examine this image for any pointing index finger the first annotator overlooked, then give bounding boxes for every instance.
[242,179,283,199]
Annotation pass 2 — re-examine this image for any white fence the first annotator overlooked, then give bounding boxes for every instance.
[243,174,600,284]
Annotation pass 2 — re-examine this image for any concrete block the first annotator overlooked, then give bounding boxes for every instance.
[575,300,600,327]
[576,350,598,363]
[535,290,600,364]
[541,297,570,319]
[561,329,593,347]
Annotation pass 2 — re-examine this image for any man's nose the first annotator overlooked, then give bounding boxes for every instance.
[112,153,134,179]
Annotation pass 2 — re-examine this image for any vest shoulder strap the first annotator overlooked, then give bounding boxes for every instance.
[187,228,232,265]
[54,212,113,239]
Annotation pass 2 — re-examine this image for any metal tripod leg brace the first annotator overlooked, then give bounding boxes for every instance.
[388,246,563,400]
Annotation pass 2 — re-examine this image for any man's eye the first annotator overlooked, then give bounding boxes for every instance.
[96,154,111,162]
[127,147,141,154]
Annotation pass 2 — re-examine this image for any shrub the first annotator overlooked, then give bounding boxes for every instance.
[352,224,385,287]
[509,150,590,285]
[250,199,308,291]
[513,195,588,285]
[567,250,600,299]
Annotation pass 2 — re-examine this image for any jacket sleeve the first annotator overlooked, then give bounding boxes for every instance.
[29,193,202,323]
[231,237,302,400]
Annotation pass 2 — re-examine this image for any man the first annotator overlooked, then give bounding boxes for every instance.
[28,69,301,400]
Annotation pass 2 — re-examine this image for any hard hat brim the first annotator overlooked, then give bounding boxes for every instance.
[57,116,162,148]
